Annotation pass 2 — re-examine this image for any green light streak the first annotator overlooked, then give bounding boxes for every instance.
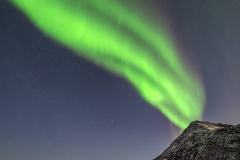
[10,0,205,129]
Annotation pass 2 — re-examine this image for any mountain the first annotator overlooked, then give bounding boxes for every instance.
[154,121,240,160]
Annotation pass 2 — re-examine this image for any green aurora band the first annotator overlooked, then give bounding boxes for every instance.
[10,0,205,129]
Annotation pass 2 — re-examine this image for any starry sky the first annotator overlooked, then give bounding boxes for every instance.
[1,0,240,160]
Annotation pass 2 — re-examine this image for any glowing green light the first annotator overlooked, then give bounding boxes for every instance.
[10,0,205,129]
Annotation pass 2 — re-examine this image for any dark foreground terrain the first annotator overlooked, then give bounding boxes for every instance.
[154,121,240,160]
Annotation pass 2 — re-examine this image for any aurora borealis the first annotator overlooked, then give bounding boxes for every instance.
[10,0,205,129]
[1,1,240,160]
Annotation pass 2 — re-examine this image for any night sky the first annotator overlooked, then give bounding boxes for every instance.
[1,1,240,160]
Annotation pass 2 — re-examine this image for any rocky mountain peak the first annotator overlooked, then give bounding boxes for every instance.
[154,121,240,160]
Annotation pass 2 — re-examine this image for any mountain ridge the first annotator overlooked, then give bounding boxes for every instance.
[154,120,240,160]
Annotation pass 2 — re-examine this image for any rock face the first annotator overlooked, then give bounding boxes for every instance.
[154,121,240,160]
